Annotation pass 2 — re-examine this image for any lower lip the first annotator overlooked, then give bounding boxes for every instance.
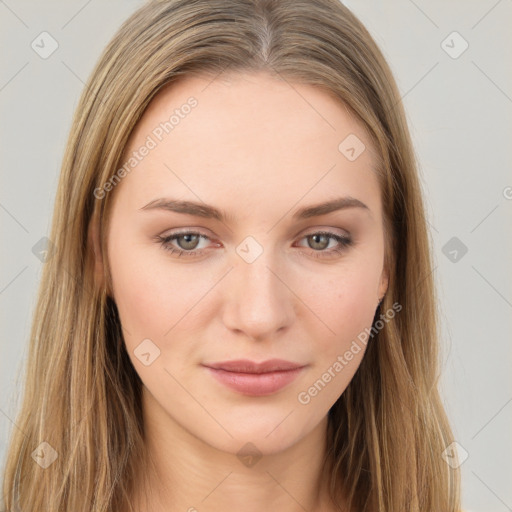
[204,366,305,396]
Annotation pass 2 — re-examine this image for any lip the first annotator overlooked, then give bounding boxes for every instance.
[202,359,307,396]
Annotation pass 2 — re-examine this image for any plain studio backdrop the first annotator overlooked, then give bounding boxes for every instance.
[0,1,511,511]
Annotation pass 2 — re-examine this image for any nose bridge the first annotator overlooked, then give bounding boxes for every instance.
[223,238,294,340]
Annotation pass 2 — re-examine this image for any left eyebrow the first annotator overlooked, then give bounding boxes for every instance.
[139,196,371,222]
[292,196,371,220]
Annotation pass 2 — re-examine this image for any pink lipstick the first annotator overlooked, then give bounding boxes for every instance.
[202,359,306,396]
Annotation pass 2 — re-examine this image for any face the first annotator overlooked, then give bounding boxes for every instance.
[98,71,388,455]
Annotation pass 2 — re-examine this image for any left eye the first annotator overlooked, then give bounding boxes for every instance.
[297,232,346,251]
[155,230,352,259]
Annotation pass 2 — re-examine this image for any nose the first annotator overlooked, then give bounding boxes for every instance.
[221,251,295,342]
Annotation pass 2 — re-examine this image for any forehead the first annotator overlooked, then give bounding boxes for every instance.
[113,71,381,220]
[133,71,374,153]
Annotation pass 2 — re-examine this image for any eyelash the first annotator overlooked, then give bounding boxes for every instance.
[155,230,353,260]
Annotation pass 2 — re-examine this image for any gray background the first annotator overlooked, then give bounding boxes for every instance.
[1,1,511,510]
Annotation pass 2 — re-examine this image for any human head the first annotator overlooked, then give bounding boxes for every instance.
[2,1,460,511]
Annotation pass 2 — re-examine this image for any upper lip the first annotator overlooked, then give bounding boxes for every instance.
[203,359,305,374]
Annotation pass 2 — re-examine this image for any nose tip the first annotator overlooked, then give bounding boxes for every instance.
[221,256,295,342]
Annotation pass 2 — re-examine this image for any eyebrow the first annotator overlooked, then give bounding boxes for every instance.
[139,196,371,222]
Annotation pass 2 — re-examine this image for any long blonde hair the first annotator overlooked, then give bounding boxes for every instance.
[2,0,461,510]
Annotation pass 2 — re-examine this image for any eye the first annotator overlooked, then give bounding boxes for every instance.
[155,230,353,259]
[155,231,214,257]
[294,231,353,259]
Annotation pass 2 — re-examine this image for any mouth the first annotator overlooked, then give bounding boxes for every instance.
[202,359,307,396]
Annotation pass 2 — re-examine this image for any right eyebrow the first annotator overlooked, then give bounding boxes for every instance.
[139,198,233,222]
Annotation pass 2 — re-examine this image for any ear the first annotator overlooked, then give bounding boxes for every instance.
[377,266,389,305]
[88,211,106,292]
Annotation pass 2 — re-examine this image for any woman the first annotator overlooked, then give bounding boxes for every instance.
[1,0,462,510]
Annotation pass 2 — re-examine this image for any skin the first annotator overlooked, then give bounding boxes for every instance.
[90,71,388,512]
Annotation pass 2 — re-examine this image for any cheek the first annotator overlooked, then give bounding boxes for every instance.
[110,255,164,336]
[338,275,378,331]
[296,260,381,373]
[293,268,379,407]
[108,238,208,347]
[312,268,379,332]
[108,248,214,395]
